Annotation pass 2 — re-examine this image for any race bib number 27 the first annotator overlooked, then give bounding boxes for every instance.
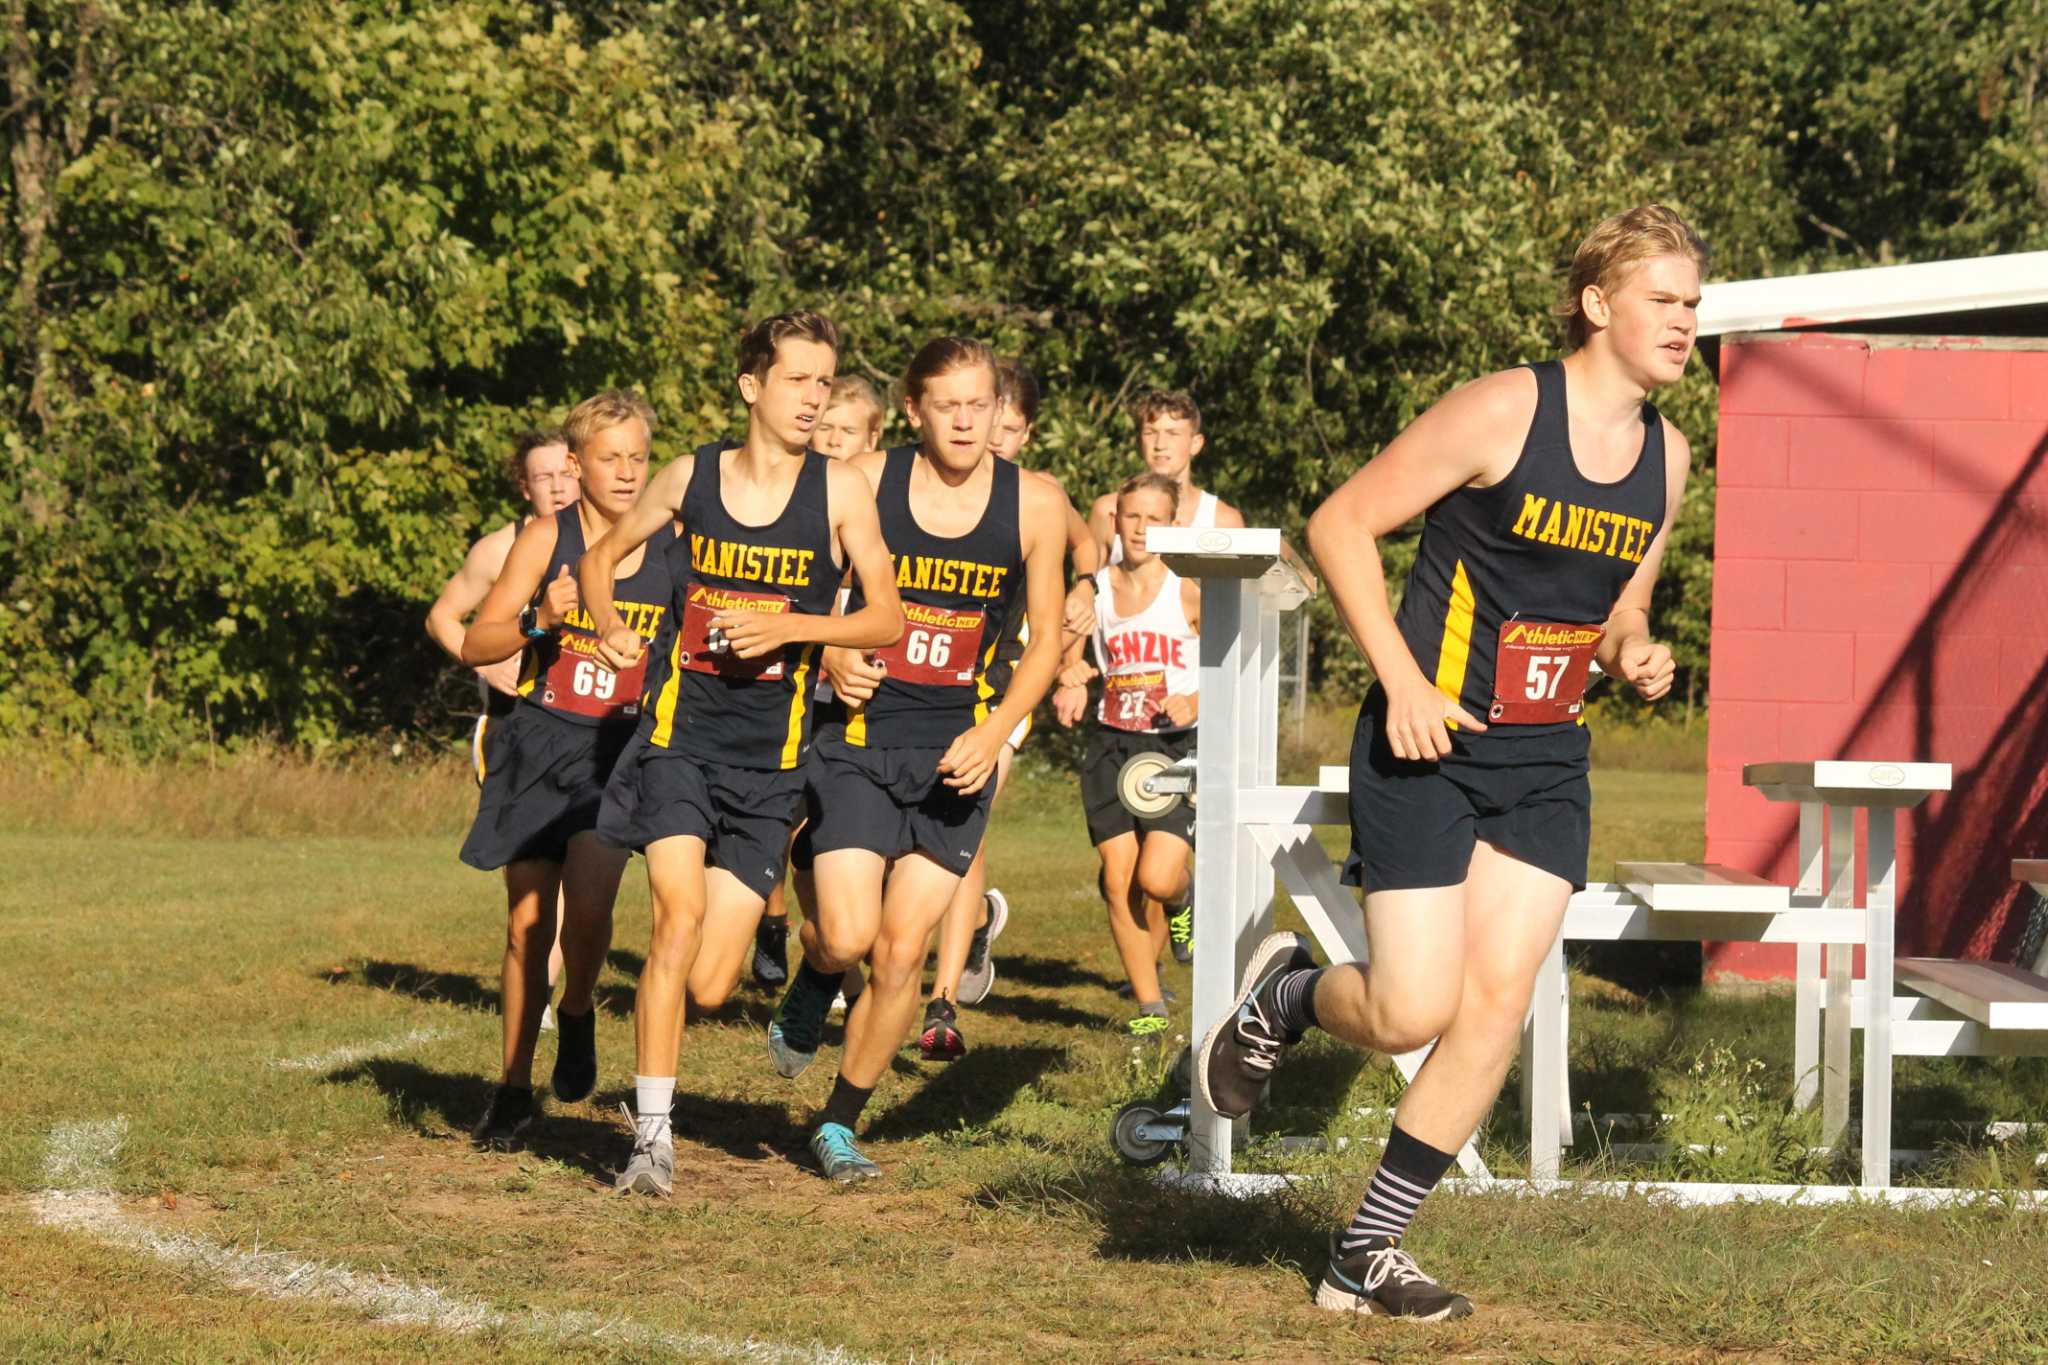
[1101,669,1168,732]
[1489,620,1603,724]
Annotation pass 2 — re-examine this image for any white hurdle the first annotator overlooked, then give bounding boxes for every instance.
[1148,527,1494,1180]
[1146,526,2046,1209]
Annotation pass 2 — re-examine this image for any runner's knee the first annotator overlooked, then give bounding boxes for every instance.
[866,932,929,990]
[1364,981,1460,1055]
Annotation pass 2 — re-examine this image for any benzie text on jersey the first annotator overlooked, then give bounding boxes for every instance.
[1394,359,1666,733]
[639,442,840,769]
[843,445,1025,749]
[518,508,675,728]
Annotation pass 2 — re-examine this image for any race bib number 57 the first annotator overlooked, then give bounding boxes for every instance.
[1489,620,1603,724]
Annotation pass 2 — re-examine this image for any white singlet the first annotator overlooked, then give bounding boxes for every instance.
[1090,565,1199,734]
[1108,489,1217,565]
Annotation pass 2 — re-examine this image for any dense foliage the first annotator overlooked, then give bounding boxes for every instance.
[5,0,2044,749]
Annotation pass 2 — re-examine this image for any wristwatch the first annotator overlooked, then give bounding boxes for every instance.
[518,603,550,639]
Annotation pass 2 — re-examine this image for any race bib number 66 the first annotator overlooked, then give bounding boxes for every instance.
[876,602,986,686]
[1489,620,1603,724]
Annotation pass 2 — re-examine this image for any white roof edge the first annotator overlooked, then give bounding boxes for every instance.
[1698,251,2048,339]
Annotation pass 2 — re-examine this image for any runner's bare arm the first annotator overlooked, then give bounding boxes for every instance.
[461,517,565,666]
[1066,491,1116,637]
[1307,368,1536,760]
[426,525,514,661]
[818,449,896,689]
[1595,422,1691,702]
[938,475,1068,793]
[714,461,904,658]
[582,452,693,670]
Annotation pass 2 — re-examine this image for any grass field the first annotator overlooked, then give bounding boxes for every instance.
[4,750,2046,1362]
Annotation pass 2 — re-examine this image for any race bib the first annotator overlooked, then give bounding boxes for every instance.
[679,583,790,680]
[1101,669,1169,732]
[1489,620,1603,724]
[877,602,986,686]
[540,633,647,721]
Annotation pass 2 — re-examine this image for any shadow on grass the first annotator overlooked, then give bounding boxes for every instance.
[1254,1043,1372,1141]
[606,948,645,981]
[975,991,1111,1029]
[340,960,495,1013]
[325,1057,622,1185]
[662,1090,806,1163]
[970,1157,1328,1280]
[998,953,1123,993]
[866,1043,1066,1142]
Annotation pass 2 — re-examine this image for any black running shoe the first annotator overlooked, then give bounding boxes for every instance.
[753,916,789,988]
[920,997,965,1061]
[550,1006,597,1104]
[471,1084,537,1151]
[1315,1232,1473,1321]
[768,966,836,1078]
[1194,932,1314,1120]
[1168,904,1193,964]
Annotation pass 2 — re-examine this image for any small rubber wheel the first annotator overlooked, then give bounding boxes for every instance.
[1111,1102,1173,1166]
[1117,750,1183,819]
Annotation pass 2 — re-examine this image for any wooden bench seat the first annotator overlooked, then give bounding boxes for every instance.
[1897,958,2048,1030]
[1615,860,1792,913]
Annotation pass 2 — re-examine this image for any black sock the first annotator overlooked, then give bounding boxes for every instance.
[1339,1123,1457,1253]
[1266,966,1324,1039]
[819,1074,873,1132]
[796,958,840,998]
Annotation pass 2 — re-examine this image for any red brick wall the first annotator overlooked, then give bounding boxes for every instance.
[1705,333,2048,980]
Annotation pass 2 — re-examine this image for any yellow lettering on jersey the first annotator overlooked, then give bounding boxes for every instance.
[689,534,817,588]
[1562,505,1588,550]
[893,555,1007,601]
[1509,500,1653,565]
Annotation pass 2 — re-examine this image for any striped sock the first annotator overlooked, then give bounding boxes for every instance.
[1265,966,1324,1040]
[1339,1124,1456,1252]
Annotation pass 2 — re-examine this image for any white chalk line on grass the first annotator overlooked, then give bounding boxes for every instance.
[31,1119,873,1365]
[273,1027,452,1072]
[1160,1169,2048,1211]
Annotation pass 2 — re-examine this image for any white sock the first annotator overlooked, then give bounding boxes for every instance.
[634,1075,675,1137]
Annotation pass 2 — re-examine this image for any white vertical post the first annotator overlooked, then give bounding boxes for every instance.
[1821,806,1855,1150]
[1528,935,1567,1180]
[1247,583,1278,933]
[1188,576,1244,1176]
[1862,811,1898,1188]
[1792,801,1826,1111]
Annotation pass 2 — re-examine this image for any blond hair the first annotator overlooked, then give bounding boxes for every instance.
[1558,205,1709,350]
[1116,471,1182,520]
[561,389,656,454]
[826,375,884,430]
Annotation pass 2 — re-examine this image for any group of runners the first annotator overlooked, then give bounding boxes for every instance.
[425,202,1704,1321]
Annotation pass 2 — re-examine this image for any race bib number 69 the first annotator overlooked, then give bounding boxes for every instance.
[1489,620,1603,724]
